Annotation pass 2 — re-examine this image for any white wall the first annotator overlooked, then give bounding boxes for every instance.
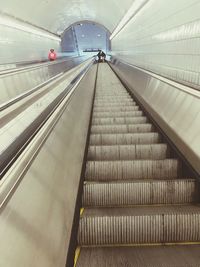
[0,15,61,65]
[112,0,200,89]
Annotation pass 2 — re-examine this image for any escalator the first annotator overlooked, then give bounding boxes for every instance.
[75,63,200,266]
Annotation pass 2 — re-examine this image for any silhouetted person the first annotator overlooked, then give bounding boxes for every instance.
[97,50,106,63]
[48,49,57,61]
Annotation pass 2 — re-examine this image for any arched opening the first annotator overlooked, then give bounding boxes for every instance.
[61,21,111,57]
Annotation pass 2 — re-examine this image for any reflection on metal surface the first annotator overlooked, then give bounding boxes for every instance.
[0,64,97,267]
[0,14,60,41]
[110,0,151,40]
[0,59,93,178]
[110,58,200,175]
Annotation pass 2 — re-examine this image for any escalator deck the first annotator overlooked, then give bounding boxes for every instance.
[76,63,200,267]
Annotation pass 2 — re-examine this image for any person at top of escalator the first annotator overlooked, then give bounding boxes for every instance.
[48,49,57,61]
[97,50,106,63]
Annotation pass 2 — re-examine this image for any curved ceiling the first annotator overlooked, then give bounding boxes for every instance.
[0,0,134,35]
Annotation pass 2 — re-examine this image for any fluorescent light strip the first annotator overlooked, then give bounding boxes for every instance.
[110,0,150,40]
[0,14,61,42]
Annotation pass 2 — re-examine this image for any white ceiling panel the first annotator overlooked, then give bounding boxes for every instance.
[0,0,134,34]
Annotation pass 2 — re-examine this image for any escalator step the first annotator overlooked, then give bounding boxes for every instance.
[85,159,181,181]
[89,133,162,146]
[83,179,198,206]
[95,93,129,97]
[93,111,143,118]
[91,124,154,134]
[88,144,169,161]
[95,96,131,100]
[94,99,131,103]
[78,205,200,245]
[94,102,136,107]
[93,106,140,112]
[92,117,148,125]
[76,246,200,267]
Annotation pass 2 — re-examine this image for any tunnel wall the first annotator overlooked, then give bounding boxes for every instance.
[111,0,200,89]
[0,15,61,65]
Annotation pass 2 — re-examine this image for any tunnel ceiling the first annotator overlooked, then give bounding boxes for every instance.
[0,0,134,35]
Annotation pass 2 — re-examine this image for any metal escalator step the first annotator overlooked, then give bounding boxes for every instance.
[90,124,154,134]
[95,96,130,98]
[93,106,139,112]
[93,111,143,118]
[95,93,129,97]
[95,98,131,102]
[83,179,198,207]
[78,205,200,245]
[85,159,181,181]
[89,133,162,146]
[87,144,169,161]
[94,102,136,107]
[76,246,200,267]
[96,89,126,92]
[92,117,148,125]
[95,96,131,100]
[95,97,129,100]
[94,98,133,103]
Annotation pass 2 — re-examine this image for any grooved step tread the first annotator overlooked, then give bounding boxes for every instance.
[86,159,181,181]
[78,205,200,245]
[92,117,148,125]
[89,132,162,146]
[94,102,136,106]
[90,124,154,134]
[83,179,198,206]
[82,205,200,217]
[76,246,200,267]
[88,144,169,160]
[93,111,143,118]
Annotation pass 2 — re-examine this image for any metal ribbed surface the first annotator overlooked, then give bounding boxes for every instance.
[95,93,129,97]
[91,124,154,134]
[78,209,200,245]
[84,205,200,216]
[89,133,162,146]
[93,110,143,118]
[92,117,148,125]
[94,101,136,107]
[77,246,200,267]
[93,106,139,112]
[94,101,134,105]
[85,160,181,181]
[88,144,169,161]
[83,179,198,206]
[94,96,132,101]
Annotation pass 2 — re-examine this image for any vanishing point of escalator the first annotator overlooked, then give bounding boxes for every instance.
[76,63,200,266]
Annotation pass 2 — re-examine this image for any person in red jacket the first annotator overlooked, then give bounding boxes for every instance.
[48,49,57,61]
